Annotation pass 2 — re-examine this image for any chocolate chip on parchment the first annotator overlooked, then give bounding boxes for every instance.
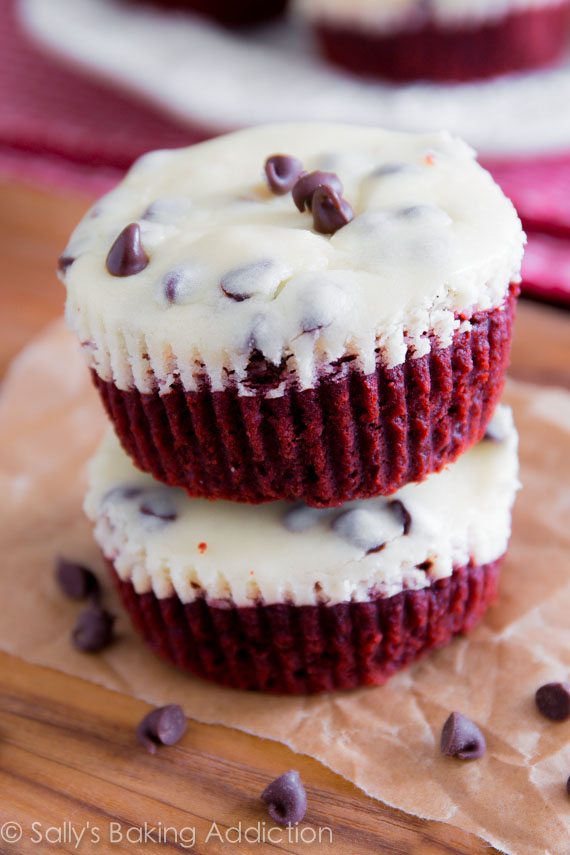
[312,186,354,236]
[265,155,303,195]
[292,170,343,212]
[106,223,149,277]
[72,607,115,653]
[57,255,75,275]
[137,705,187,754]
[389,500,412,535]
[139,490,178,523]
[56,557,100,602]
[535,682,570,722]
[261,770,307,826]
[440,712,486,760]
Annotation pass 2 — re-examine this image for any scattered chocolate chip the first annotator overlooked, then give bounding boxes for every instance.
[139,490,178,522]
[389,500,412,535]
[292,170,343,212]
[72,607,115,653]
[265,155,303,196]
[440,712,486,760]
[535,682,570,722]
[220,260,275,302]
[56,557,100,602]
[282,503,324,533]
[261,770,307,826]
[158,268,197,306]
[106,223,149,277]
[57,255,75,275]
[312,185,354,236]
[136,704,187,754]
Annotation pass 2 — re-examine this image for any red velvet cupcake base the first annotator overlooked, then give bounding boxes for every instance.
[94,285,518,507]
[314,3,570,81]
[129,0,288,26]
[110,558,503,694]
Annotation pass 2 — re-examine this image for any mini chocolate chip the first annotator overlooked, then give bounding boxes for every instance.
[265,155,303,195]
[292,170,343,212]
[139,490,178,522]
[440,712,486,760]
[220,260,274,302]
[312,186,354,236]
[137,704,187,754]
[72,607,115,653]
[261,770,307,826]
[389,500,412,535]
[57,255,75,275]
[56,557,100,602]
[332,508,386,554]
[159,268,197,306]
[535,682,570,722]
[106,223,149,277]
[282,503,324,533]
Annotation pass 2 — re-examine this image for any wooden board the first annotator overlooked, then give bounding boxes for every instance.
[1,179,569,855]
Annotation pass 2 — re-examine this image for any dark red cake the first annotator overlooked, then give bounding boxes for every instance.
[111,558,502,693]
[128,0,288,26]
[309,1,570,82]
[93,283,518,507]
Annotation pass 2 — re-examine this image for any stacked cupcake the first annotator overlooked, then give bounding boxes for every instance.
[297,0,570,81]
[60,124,524,693]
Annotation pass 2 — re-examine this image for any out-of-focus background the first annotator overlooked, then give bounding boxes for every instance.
[1,0,570,379]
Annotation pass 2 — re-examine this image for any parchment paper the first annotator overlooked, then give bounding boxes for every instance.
[1,320,569,855]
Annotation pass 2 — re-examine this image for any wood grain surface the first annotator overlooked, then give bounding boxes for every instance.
[0,178,569,855]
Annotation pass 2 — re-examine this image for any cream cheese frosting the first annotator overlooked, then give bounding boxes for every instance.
[296,0,566,30]
[61,124,524,396]
[85,405,519,607]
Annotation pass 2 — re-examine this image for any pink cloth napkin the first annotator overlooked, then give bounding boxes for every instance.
[2,0,570,304]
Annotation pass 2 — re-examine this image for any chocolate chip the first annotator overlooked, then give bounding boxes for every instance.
[282,503,324,533]
[440,712,486,760]
[57,255,75,275]
[136,704,187,754]
[265,155,303,196]
[567,776,570,796]
[139,490,178,522]
[56,557,100,602]
[106,223,149,277]
[292,170,343,212]
[312,186,354,236]
[389,500,412,535]
[535,682,570,722]
[72,607,115,653]
[104,485,143,504]
[332,508,387,554]
[159,268,197,306]
[220,260,275,302]
[261,770,307,826]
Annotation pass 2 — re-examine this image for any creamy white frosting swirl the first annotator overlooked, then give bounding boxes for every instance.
[61,124,524,396]
[85,406,519,607]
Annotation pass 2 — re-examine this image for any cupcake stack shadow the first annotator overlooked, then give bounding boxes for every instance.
[61,123,524,693]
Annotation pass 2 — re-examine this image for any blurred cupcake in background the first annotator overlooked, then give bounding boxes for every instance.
[296,0,570,81]
[128,0,288,26]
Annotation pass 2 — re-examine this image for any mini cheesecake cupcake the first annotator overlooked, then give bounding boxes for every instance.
[85,406,519,693]
[297,0,570,81]
[61,124,524,506]
[126,0,288,26]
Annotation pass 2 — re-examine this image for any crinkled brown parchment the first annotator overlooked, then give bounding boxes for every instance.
[1,321,569,855]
